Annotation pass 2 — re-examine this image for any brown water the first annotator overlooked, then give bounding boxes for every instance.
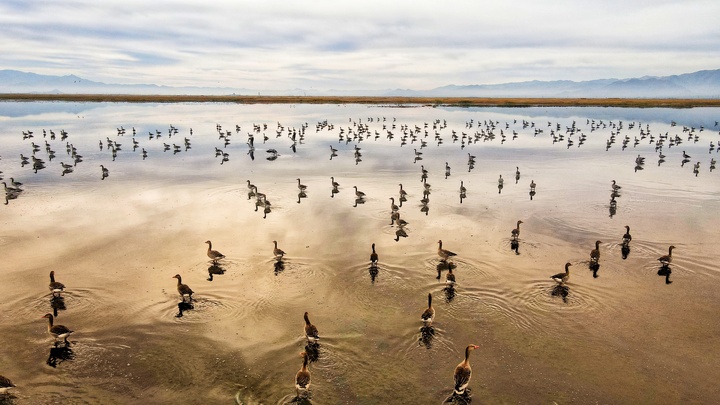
[1,103,719,404]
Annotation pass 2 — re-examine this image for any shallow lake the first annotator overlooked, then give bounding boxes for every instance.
[1,102,719,404]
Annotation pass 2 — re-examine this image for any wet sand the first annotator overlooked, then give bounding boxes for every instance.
[1,103,719,404]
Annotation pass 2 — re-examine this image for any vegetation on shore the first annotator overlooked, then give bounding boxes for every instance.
[1,93,719,108]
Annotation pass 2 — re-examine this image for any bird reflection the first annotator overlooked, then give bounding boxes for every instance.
[297,191,307,204]
[368,264,379,284]
[394,227,408,242]
[50,295,66,317]
[621,243,630,260]
[589,262,600,278]
[444,391,472,404]
[658,265,673,284]
[419,325,435,349]
[609,196,617,218]
[550,284,569,303]
[304,341,320,363]
[510,240,520,255]
[529,190,536,200]
[46,344,75,368]
[443,285,456,303]
[207,263,226,281]
[353,197,365,207]
[274,258,286,275]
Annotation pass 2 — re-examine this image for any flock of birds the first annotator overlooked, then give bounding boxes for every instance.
[0,113,716,402]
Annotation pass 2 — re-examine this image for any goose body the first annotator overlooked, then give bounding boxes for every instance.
[273,240,286,258]
[9,178,22,188]
[399,184,408,197]
[296,178,307,191]
[551,263,572,284]
[421,293,435,324]
[42,313,73,343]
[2,182,22,194]
[446,267,456,285]
[303,312,319,342]
[511,220,523,240]
[172,274,194,300]
[370,243,378,265]
[530,180,536,191]
[453,344,479,395]
[389,197,399,212]
[658,245,675,265]
[353,186,366,198]
[49,271,65,295]
[611,180,621,191]
[459,181,466,194]
[0,375,15,394]
[295,351,311,396]
[331,177,340,188]
[622,225,632,245]
[205,240,225,263]
[590,240,601,263]
[438,240,457,261]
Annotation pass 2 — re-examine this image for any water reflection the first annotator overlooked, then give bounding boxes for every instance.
[621,243,631,260]
[658,265,673,284]
[443,285,456,303]
[175,301,194,318]
[50,295,66,317]
[551,284,570,303]
[589,262,600,278]
[511,240,520,255]
[207,263,226,281]
[274,258,286,275]
[419,325,435,349]
[46,344,75,368]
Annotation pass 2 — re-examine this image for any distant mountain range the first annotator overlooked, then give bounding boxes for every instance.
[1,69,719,98]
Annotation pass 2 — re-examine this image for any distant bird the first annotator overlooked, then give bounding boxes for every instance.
[551,262,572,284]
[0,374,15,394]
[48,271,65,296]
[330,177,340,188]
[303,312,319,342]
[420,293,435,324]
[295,351,311,398]
[590,240,602,263]
[9,178,22,188]
[42,313,73,344]
[370,243,378,266]
[273,240,285,258]
[459,181,467,194]
[658,245,676,265]
[511,220,523,240]
[353,186,366,198]
[205,240,225,263]
[172,274,194,301]
[446,267,456,285]
[2,182,22,194]
[611,180,621,191]
[296,178,307,191]
[389,197,399,212]
[399,184,408,198]
[682,150,691,159]
[453,344,480,395]
[246,180,255,191]
[100,165,109,177]
[329,145,338,154]
[437,240,457,261]
[530,179,536,191]
[622,225,632,245]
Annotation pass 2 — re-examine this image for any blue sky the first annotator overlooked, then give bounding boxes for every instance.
[1,0,719,91]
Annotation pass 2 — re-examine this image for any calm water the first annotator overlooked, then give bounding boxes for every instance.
[1,102,719,404]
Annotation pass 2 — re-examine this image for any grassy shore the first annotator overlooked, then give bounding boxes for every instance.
[1,93,719,108]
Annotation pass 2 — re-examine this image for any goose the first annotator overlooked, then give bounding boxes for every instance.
[100,165,109,176]
[295,351,311,397]
[420,165,428,176]
[60,162,73,169]
[353,186,366,198]
[453,344,480,395]
[389,197,399,212]
[611,180,621,191]
[423,178,431,191]
[438,240,457,261]
[273,240,285,258]
[329,145,338,154]
[446,267,456,285]
[0,375,15,394]
[9,178,22,188]
[303,312,319,342]
[682,151,691,159]
[296,178,307,191]
[48,271,65,295]
[459,181,467,194]
[42,313,73,344]
[395,213,409,227]
[414,149,422,157]
[590,240,601,263]
[2,182,22,194]
[658,245,675,265]
[551,262,572,284]
[530,180,536,191]
[515,166,520,178]
[331,177,340,188]
[498,174,504,186]
[246,180,255,191]
[511,220,523,240]
[370,243,378,265]
[399,184,408,198]
[172,274,194,301]
[622,225,632,245]
[420,293,435,324]
[205,240,225,263]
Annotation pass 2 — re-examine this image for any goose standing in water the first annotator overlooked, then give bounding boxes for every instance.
[622,225,632,245]
[296,178,307,192]
[459,181,467,195]
[0,375,15,394]
[437,240,457,261]
[590,240,602,263]
[453,344,480,395]
[303,312,319,342]
[9,178,23,188]
[2,182,22,194]
[330,177,340,189]
[658,245,676,265]
[611,180,621,191]
[421,293,435,325]
[511,220,523,240]
[273,240,286,258]
[446,267,456,285]
[48,271,65,296]
[530,179,536,192]
[353,186,366,199]
[551,263,572,284]
[295,351,311,398]
[370,243,378,266]
[389,197,399,212]
[42,313,73,344]
[205,240,225,263]
[399,184,408,199]
[246,180,255,191]
[172,274,194,301]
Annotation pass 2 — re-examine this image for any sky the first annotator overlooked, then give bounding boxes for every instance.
[1,0,719,91]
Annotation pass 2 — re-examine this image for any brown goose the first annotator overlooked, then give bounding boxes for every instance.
[446,267,456,285]
[172,274,194,301]
[295,351,311,397]
[296,178,307,192]
[42,313,73,344]
[511,220,523,240]
[658,245,676,265]
[304,312,319,342]
[590,240,601,263]
[622,225,632,245]
[399,183,408,198]
[389,197,399,212]
[551,263,572,284]
[205,240,225,263]
[438,240,457,261]
[420,293,435,324]
[453,344,480,395]
[370,243,378,266]
[0,374,15,394]
[49,271,65,295]
[273,240,285,258]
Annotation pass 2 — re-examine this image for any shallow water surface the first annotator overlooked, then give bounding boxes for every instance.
[1,103,719,404]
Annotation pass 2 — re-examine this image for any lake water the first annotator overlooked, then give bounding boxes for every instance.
[1,102,719,404]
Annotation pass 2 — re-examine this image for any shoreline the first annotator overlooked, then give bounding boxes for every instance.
[1,93,720,108]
